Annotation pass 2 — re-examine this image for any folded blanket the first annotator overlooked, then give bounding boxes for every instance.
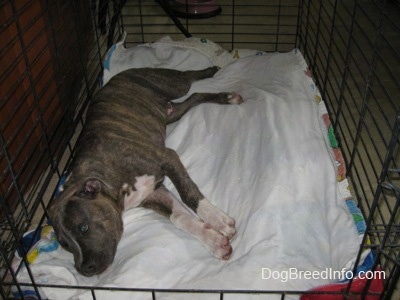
[13,36,381,300]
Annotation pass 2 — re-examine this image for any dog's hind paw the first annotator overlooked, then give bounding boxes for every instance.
[227,92,243,105]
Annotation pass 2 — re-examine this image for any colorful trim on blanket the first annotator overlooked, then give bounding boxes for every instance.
[13,225,59,298]
[302,65,383,298]
[17,225,59,265]
[14,172,68,267]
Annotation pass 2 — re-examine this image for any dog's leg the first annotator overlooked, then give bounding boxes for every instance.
[167,92,243,124]
[141,186,233,259]
[126,67,221,100]
[161,148,236,239]
[181,67,220,84]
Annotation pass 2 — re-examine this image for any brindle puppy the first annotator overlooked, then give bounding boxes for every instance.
[49,67,242,276]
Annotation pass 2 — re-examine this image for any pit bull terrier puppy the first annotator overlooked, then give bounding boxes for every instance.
[49,67,242,276]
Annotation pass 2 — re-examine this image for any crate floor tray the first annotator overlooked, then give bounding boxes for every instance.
[13,37,376,300]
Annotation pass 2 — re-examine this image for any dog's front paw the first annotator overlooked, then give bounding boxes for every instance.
[197,199,236,239]
[201,222,233,260]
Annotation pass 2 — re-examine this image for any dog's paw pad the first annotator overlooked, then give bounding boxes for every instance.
[227,92,243,104]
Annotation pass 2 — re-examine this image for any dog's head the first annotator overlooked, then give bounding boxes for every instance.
[49,179,123,276]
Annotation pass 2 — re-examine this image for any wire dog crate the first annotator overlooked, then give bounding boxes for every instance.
[1,0,399,299]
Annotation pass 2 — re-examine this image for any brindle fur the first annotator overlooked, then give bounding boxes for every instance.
[49,67,239,276]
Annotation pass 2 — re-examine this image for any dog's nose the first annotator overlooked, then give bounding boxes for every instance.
[81,260,96,276]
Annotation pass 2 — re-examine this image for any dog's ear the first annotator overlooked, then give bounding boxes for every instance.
[77,179,102,199]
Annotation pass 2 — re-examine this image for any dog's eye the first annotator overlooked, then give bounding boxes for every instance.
[78,224,89,234]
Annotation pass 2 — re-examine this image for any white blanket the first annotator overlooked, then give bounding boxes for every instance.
[15,36,370,300]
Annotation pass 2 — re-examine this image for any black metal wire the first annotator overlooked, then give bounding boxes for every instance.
[1,0,399,299]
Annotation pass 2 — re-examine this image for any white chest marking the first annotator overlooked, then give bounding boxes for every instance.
[123,175,156,210]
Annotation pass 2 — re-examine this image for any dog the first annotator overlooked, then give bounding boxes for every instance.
[49,67,242,276]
